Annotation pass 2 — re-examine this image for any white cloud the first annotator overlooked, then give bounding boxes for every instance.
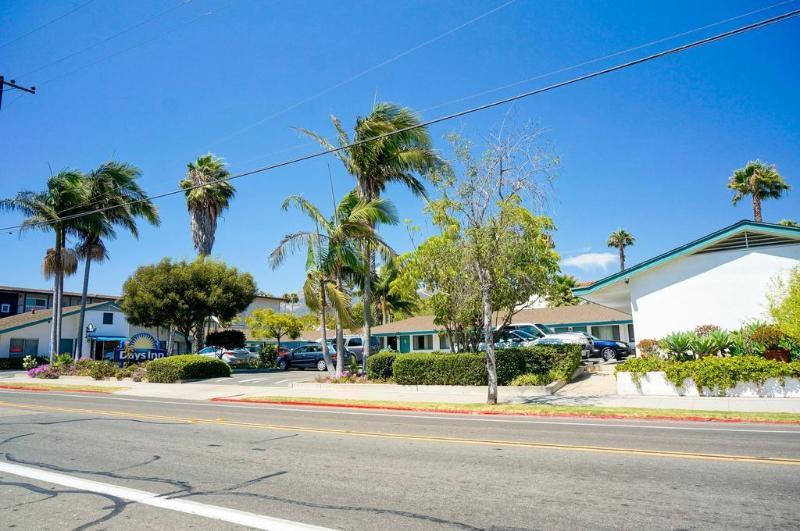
[562,252,617,271]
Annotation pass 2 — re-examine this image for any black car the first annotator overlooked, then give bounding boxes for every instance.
[277,342,356,371]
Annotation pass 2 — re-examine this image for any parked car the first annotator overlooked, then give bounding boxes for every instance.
[478,329,539,350]
[339,335,380,359]
[532,336,593,358]
[277,341,356,371]
[504,323,594,352]
[197,345,258,366]
[587,335,631,361]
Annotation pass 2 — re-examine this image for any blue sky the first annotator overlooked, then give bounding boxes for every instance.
[1,0,798,297]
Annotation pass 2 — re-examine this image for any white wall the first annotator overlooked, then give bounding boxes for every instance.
[629,245,799,339]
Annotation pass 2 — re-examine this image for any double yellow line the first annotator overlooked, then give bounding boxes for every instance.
[2,400,799,467]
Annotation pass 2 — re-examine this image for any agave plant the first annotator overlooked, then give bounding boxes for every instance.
[660,332,695,360]
[707,329,734,357]
[690,335,718,358]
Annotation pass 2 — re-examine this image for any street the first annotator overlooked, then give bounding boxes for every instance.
[0,390,799,530]
[193,370,315,387]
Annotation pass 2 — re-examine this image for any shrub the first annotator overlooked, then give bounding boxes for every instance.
[392,345,582,386]
[22,355,39,370]
[509,373,551,386]
[206,330,246,349]
[115,365,137,380]
[90,361,117,380]
[636,339,660,357]
[73,359,99,376]
[366,351,396,380]
[53,353,73,367]
[27,364,60,379]
[660,332,695,360]
[749,323,784,350]
[1,356,48,370]
[258,344,278,369]
[394,352,486,385]
[131,366,147,382]
[615,356,667,386]
[146,355,231,383]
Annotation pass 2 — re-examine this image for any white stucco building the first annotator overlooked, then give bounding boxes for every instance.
[574,220,800,341]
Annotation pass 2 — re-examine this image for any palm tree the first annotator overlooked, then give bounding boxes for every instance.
[373,261,417,324]
[547,273,580,307]
[270,190,397,375]
[180,154,235,256]
[299,102,443,368]
[1,171,87,359]
[74,162,160,358]
[607,229,635,271]
[728,160,790,222]
[778,219,799,228]
[282,292,299,312]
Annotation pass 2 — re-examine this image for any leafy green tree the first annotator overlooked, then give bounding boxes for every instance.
[728,160,790,223]
[120,258,256,352]
[419,124,559,403]
[607,229,634,271]
[299,102,443,368]
[298,313,319,330]
[547,274,580,307]
[245,308,303,347]
[768,267,800,342]
[1,171,87,359]
[74,162,160,358]
[180,154,235,256]
[270,190,396,375]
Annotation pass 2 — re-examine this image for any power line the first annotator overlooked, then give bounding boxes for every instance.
[2,7,799,234]
[207,0,518,148]
[22,0,191,78]
[0,0,96,50]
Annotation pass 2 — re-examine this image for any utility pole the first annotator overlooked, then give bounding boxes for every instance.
[0,76,36,110]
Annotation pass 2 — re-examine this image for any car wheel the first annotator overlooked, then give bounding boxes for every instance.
[277,358,288,371]
[601,347,617,362]
[316,359,327,371]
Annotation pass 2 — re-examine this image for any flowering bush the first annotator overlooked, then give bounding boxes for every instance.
[27,364,60,379]
[315,370,368,384]
[22,355,39,371]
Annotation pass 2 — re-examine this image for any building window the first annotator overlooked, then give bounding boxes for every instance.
[439,334,450,351]
[413,334,432,351]
[0,303,10,313]
[102,312,114,325]
[25,297,47,311]
[9,338,39,356]
[592,325,620,341]
[627,324,635,342]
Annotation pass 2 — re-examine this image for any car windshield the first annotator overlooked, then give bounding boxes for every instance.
[512,330,537,340]
[535,323,555,334]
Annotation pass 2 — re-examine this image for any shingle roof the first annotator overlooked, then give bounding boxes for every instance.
[0,301,111,333]
[0,285,118,300]
[370,303,631,335]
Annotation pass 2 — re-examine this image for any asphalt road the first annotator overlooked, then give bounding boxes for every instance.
[0,390,799,530]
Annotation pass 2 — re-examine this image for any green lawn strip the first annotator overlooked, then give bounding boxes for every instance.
[0,381,125,393]
[234,395,800,423]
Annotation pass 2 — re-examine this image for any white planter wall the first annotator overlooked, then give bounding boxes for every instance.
[617,371,800,398]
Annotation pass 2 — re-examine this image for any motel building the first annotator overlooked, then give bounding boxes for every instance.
[0,301,188,360]
[371,303,635,353]
[574,220,800,340]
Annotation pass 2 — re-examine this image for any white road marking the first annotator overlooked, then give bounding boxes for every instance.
[214,379,227,383]
[238,378,260,383]
[1,390,798,434]
[0,461,329,531]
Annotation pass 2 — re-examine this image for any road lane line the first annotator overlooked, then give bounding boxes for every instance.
[1,390,798,434]
[2,400,799,466]
[238,378,260,383]
[0,461,329,530]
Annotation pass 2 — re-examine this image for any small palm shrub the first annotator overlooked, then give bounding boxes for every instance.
[660,332,695,360]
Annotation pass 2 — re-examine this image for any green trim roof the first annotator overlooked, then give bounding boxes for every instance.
[0,301,119,334]
[574,220,800,296]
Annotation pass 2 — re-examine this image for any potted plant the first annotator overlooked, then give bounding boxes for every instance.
[750,324,789,362]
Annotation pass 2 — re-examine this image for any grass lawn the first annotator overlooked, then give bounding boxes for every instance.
[232,395,800,424]
[0,381,125,393]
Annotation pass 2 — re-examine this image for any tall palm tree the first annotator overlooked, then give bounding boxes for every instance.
[180,154,235,256]
[607,229,635,271]
[74,162,160,358]
[728,160,790,222]
[299,102,443,367]
[1,171,87,359]
[270,190,397,375]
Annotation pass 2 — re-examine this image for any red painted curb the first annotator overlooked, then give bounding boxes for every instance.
[208,397,800,425]
[0,384,107,395]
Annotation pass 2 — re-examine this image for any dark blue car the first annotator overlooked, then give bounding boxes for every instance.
[589,335,631,361]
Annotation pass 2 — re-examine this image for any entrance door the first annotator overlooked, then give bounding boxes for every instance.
[59,338,74,356]
[399,335,410,353]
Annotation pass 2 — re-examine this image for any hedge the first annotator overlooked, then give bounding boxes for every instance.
[616,355,800,394]
[146,355,231,383]
[392,345,582,386]
[365,351,396,380]
[0,356,48,370]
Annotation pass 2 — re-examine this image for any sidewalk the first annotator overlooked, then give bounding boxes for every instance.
[3,372,800,413]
